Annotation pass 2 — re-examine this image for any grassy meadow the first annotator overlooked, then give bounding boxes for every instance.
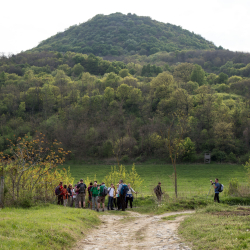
[62,161,248,198]
[0,205,100,250]
[179,204,250,249]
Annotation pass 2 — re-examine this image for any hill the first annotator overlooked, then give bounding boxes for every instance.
[32,12,218,56]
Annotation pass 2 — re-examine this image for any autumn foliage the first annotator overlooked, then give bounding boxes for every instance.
[0,133,73,206]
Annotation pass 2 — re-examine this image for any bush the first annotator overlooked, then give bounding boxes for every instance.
[181,137,196,162]
[135,156,141,162]
[227,152,237,163]
[226,178,239,196]
[211,149,226,162]
[121,155,129,163]
[239,153,250,164]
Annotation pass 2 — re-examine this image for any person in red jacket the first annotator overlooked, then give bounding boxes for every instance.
[57,181,64,205]
[62,185,69,207]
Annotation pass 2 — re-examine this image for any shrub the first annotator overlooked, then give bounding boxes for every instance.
[211,149,226,162]
[227,152,238,163]
[103,164,143,191]
[181,137,196,162]
[226,178,239,196]
[135,156,141,162]
[121,155,129,163]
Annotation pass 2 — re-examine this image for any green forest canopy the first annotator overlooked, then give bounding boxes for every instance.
[1,48,250,163]
[32,13,218,56]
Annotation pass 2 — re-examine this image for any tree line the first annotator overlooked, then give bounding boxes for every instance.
[1,51,250,163]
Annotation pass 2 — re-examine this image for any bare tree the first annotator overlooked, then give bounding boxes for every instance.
[163,114,189,198]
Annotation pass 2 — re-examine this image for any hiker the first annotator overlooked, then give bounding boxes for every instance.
[126,183,137,209]
[97,182,107,212]
[210,178,220,203]
[91,182,99,211]
[77,179,87,208]
[154,182,163,202]
[87,182,93,209]
[67,184,73,207]
[115,183,120,210]
[118,180,128,211]
[55,181,64,205]
[72,185,77,208]
[62,185,69,207]
[74,183,79,208]
[107,183,115,210]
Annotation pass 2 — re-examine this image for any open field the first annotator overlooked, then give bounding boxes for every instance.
[0,205,100,250]
[62,161,248,197]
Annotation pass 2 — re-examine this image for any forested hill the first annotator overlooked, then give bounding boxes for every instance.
[32,12,218,56]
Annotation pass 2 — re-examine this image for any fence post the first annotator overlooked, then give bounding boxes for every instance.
[0,175,4,208]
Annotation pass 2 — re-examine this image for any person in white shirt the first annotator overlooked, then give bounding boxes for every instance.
[72,187,77,208]
[107,183,115,210]
[126,183,137,209]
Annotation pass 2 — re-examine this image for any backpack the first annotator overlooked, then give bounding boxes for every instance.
[218,183,224,192]
[154,186,158,194]
[88,186,92,196]
[79,183,86,193]
[55,186,60,195]
[100,186,108,196]
[120,184,129,196]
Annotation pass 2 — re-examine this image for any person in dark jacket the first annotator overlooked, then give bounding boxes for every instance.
[155,182,163,202]
[67,184,73,207]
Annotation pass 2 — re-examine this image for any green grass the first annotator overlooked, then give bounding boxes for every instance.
[0,204,100,250]
[162,213,191,220]
[132,196,210,214]
[179,204,250,249]
[62,161,247,198]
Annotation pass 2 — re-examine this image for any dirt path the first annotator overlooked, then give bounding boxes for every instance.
[72,210,193,250]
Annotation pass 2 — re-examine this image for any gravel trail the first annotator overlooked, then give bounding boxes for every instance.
[72,210,194,250]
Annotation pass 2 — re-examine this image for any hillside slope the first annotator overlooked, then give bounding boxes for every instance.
[33,12,217,56]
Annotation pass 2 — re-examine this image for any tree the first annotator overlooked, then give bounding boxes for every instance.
[72,63,84,77]
[217,72,228,84]
[173,63,194,82]
[191,64,206,86]
[119,69,129,78]
[0,134,70,205]
[150,72,175,99]
[164,115,189,198]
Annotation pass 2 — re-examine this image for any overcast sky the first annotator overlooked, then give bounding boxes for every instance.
[1,0,249,55]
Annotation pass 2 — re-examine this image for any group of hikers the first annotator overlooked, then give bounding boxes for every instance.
[55,179,144,211]
[55,178,221,211]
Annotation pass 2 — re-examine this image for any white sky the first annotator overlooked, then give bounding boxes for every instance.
[1,0,250,55]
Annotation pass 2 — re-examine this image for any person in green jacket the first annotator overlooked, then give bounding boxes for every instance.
[97,182,106,212]
[91,182,99,211]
